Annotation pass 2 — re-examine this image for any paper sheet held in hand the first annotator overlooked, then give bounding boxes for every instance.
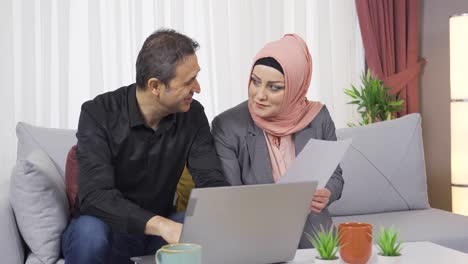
[277,138,352,189]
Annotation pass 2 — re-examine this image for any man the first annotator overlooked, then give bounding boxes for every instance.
[61,29,229,264]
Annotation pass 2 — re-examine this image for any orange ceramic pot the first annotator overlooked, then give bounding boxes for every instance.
[338,222,372,264]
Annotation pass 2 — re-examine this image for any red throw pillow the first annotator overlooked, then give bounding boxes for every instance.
[65,145,78,214]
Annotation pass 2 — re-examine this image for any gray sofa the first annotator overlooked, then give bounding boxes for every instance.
[329,114,468,253]
[1,113,468,264]
[2,123,75,264]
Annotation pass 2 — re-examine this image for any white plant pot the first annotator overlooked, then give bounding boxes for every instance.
[377,254,402,264]
[315,257,340,264]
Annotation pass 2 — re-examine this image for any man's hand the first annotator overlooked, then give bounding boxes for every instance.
[162,221,183,244]
[145,216,183,244]
[310,188,331,213]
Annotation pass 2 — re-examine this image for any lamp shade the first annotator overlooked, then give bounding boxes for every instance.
[450,14,468,216]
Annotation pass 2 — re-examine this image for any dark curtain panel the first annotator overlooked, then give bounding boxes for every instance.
[355,0,425,116]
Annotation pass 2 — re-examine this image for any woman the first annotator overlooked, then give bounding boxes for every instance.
[211,34,344,248]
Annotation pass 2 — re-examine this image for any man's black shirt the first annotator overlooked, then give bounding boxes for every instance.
[75,84,229,234]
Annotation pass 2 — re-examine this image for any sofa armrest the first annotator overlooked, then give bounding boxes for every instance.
[0,171,25,264]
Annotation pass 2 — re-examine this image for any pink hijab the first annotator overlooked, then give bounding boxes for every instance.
[248,34,323,137]
[248,34,323,182]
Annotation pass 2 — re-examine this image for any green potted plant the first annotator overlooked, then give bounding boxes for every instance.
[305,225,341,264]
[344,69,404,126]
[376,226,403,264]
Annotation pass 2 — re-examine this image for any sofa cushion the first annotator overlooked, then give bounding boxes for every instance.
[65,145,78,213]
[175,166,195,212]
[0,177,24,264]
[16,122,77,179]
[10,148,69,264]
[332,209,468,254]
[329,114,430,216]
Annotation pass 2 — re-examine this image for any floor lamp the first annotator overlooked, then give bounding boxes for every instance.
[450,14,468,216]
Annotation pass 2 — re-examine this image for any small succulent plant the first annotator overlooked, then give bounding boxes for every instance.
[376,226,403,256]
[305,225,340,260]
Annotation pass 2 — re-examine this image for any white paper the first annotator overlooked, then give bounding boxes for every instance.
[277,138,352,189]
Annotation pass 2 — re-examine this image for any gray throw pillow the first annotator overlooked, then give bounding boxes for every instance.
[10,149,69,264]
[328,114,430,216]
[16,122,77,178]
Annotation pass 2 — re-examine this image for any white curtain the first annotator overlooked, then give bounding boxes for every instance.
[0,0,364,182]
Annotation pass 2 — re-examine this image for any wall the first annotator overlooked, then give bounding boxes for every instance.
[420,0,468,211]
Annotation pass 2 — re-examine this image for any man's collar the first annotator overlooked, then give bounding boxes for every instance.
[128,84,145,128]
[128,84,177,130]
[160,113,177,131]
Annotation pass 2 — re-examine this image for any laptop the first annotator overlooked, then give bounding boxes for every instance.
[130,181,317,264]
[179,181,317,264]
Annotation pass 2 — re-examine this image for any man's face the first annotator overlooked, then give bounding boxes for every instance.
[159,54,201,113]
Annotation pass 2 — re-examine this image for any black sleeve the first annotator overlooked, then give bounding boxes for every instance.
[76,102,154,234]
[187,108,231,188]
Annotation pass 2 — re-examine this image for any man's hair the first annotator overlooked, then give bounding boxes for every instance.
[135,29,199,89]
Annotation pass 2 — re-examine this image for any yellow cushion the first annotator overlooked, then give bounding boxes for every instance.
[175,166,195,212]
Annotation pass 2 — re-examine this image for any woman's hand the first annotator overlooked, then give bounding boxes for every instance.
[310,188,331,213]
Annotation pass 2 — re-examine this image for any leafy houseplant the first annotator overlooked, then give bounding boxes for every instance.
[376,226,403,264]
[305,226,341,264]
[345,69,404,126]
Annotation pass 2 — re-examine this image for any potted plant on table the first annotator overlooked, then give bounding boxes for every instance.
[344,69,404,126]
[376,226,403,264]
[305,225,341,264]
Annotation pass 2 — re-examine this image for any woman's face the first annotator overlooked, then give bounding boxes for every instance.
[248,65,285,119]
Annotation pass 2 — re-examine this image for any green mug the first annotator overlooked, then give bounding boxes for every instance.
[155,243,202,264]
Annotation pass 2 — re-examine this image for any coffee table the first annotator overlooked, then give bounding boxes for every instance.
[131,241,468,263]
